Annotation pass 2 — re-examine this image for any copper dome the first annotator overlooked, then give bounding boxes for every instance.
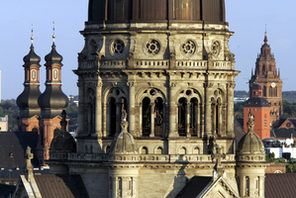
[88,0,226,24]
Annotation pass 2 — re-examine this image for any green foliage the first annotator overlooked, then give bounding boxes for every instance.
[283,91,296,103]
[0,99,18,131]
[287,163,296,173]
[66,99,78,131]
[234,102,244,120]
[282,100,296,119]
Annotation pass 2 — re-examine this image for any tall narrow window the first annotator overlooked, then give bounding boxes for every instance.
[190,98,198,136]
[178,98,187,136]
[118,177,122,198]
[256,176,260,195]
[109,97,116,136]
[154,97,164,137]
[245,176,250,196]
[142,97,151,136]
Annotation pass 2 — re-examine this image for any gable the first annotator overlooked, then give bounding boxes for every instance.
[279,119,295,129]
[198,177,239,198]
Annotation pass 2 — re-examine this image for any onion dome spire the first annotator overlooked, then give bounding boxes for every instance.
[38,22,68,119]
[17,26,41,119]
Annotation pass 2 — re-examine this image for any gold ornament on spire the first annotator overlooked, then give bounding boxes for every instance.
[30,24,34,45]
[52,21,56,44]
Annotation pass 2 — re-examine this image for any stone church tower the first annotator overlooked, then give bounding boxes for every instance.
[49,1,266,197]
[249,32,282,124]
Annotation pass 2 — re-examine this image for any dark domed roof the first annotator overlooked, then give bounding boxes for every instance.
[23,44,41,67]
[45,44,63,66]
[38,87,68,110]
[88,0,226,24]
[17,88,41,109]
[50,111,76,153]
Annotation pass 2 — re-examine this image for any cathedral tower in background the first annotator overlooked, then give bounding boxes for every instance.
[249,32,283,124]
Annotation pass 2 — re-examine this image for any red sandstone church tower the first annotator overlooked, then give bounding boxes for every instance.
[249,32,283,124]
[38,35,68,162]
[17,36,41,133]
[244,84,271,139]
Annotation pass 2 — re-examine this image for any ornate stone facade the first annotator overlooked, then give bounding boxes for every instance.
[49,1,266,198]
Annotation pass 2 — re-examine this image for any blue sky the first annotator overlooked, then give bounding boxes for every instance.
[0,0,295,99]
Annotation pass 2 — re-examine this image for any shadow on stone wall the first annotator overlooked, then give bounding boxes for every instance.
[165,155,189,198]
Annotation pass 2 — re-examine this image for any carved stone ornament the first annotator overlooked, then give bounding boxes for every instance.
[111,39,125,55]
[211,41,221,57]
[146,39,161,55]
[181,40,196,55]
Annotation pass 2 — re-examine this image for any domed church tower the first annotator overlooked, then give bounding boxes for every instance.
[237,112,267,198]
[38,34,68,162]
[17,35,41,133]
[50,1,241,197]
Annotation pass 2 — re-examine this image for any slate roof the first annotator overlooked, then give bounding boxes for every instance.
[234,118,246,146]
[0,132,39,168]
[244,97,270,107]
[0,184,15,198]
[34,174,89,198]
[272,128,296,138]
[265,173,296,198]
[176,176,212,198]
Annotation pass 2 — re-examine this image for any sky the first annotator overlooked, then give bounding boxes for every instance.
[0,0,295,99]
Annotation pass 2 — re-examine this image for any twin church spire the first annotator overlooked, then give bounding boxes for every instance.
[17,24,68,164]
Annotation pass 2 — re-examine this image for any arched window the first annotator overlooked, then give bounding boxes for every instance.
[142,97,151,136]
[193,147,200,154]
[211,90,224,137]
[107,88,127,136]
[141,147,148,154]
[177,89,201,137]
[179,147,186,155]
[190,98,198,136]
[140,88,166,137]
[178,98,187,136]
[263,86,267,97]
[154,97,164,137]
[156,147,163,154]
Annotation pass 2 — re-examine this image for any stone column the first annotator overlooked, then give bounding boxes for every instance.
[77,81,85,136]
[96,82,102,138]
[128,82,136,136]
[227,83,235,137]
[150,103,155,137]
[259,176,264,197]
[169,82,178,137]
[186,102,191,137]
[205,84,212,137]
[116,102,121,134]
[249,176,256,197]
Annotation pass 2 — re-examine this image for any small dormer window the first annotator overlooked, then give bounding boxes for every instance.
[9,153,14,158]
